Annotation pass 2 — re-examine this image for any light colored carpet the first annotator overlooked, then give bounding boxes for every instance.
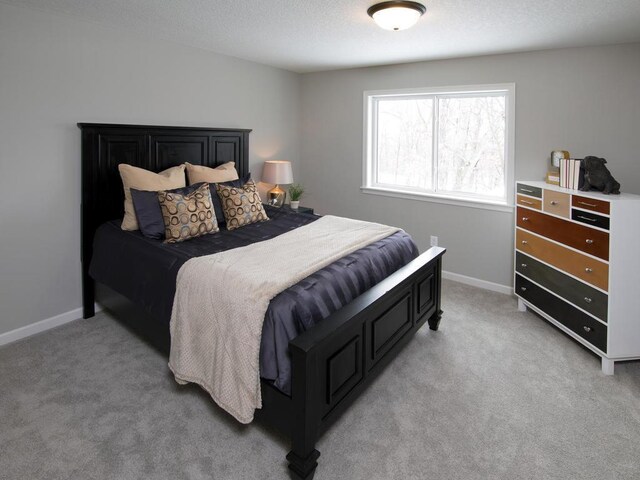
[1,280,639,480]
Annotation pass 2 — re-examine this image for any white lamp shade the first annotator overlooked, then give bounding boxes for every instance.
[368,2,426,31]
[262,160,293,184]
[372,6,422,30]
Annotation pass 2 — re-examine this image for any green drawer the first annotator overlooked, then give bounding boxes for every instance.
[517,183,542,198]
[516,252,608,322]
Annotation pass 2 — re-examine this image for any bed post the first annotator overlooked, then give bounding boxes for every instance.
[82,273,95,319]
[287,343,321,480]
[427,257,443,331]
[80,125,96,319]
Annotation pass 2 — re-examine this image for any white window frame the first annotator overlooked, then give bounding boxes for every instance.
[362,83,515,212]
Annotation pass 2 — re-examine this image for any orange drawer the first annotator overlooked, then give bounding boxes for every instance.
[572,195,610,215]
[516,229,608,291]
[516,194,542,210]
[516,207,609,261]
[543,190,570,218]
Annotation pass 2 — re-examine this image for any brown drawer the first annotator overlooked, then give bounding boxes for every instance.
[543,190,570,218]
[572,194,610,215]
[516,194,542,210]
[516,228,609,291]
[517,207,609,261]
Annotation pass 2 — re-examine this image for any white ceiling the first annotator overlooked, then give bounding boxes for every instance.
[6,0,640,73]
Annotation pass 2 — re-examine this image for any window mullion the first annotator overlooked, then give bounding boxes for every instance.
[372,98,379,185]
[432,95,439,193]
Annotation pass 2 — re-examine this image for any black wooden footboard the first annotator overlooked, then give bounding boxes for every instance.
[256,246,445,479]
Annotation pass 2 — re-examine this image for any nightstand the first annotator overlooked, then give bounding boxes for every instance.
[284,205,314,215]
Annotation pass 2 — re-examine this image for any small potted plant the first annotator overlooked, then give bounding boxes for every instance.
[288,183,304,210]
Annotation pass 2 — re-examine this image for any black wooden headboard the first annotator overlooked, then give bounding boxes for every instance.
[78,123,251,318]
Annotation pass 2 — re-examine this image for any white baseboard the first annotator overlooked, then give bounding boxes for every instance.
[0,304,101,347]
[443,270,513,295]
[1,272,508,347]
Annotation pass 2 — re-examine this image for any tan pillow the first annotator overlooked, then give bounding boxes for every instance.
[215,180,269,231]
[186,161,239,185]
[118,164,186,231]
[158,183,219,243]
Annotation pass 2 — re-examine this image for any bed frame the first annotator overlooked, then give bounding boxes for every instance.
[79,123,445,479]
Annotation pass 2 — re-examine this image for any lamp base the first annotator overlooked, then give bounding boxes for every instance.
[267,185,286,207]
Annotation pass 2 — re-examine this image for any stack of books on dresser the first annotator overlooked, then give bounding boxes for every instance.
[559,158,584,189]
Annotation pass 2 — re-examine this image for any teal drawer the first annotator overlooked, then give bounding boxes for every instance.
[517,183,542,198]
[516,252,608,322]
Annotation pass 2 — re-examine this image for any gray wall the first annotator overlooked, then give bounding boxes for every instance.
[2,2,639,338]
[0,4,300,336]
[299,44,640,288]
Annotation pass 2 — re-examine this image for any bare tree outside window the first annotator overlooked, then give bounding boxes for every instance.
[365,85,513,207]
[437,95,506,198]
[377,98,433,189]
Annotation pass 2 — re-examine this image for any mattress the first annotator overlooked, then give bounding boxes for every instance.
[89,205,419,394]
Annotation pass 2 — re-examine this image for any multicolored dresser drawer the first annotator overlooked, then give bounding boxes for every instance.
[514,181,640,374]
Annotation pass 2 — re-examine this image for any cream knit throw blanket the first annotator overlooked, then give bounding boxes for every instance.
[168,215,400,423]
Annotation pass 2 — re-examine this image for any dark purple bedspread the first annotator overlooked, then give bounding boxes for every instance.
[90,206,418,394]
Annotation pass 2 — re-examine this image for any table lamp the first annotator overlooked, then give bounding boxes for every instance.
[262,160,293,207]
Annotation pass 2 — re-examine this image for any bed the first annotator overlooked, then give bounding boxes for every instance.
[79,123,446,479]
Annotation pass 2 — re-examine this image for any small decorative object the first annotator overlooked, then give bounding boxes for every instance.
[288,183,304,210]
[262,160,293,207]
[367,1,426,31]
[580,156,621,194]
[551,150,570,168]
[545,170,560,186]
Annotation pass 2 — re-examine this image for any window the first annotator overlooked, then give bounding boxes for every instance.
[363,84,514,210]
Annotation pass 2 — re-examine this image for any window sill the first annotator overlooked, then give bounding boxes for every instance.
[360,186,514,213]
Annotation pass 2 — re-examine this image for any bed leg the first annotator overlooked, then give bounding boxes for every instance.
[287,339,320,478]
[287,448,320,480]
[82,272,95,319]
[428,309,442,331]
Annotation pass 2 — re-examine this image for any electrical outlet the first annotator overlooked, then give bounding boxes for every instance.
[430,235,438,247]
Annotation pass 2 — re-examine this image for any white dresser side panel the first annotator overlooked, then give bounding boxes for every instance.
[607,199,640,358]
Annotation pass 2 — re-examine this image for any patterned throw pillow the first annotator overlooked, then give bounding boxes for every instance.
[215,180,269,231]
[158,183,219,243]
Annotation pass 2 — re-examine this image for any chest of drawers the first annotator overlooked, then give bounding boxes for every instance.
[514,181,640,374]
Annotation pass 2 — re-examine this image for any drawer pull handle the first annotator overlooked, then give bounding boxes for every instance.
[521,263,527,268]
[585,239,594,244]
[584,297,592,304]
[583,326,592,333]
[520,287,527,292]
[522,217,529,221]
[577,215,597,223]
[550,200,558,206]
[519,200,534,205]
[521,240,528,245]
[520,188,534,193]
[578,201,598,208]
[585,267,593,273]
